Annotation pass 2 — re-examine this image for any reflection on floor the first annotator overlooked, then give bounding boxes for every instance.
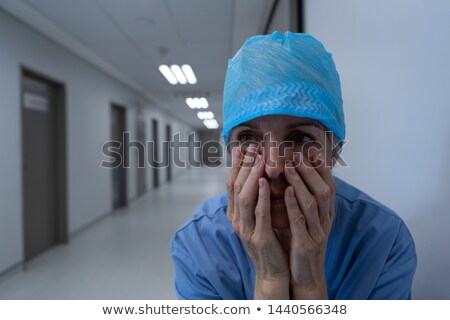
[0,166,228,299]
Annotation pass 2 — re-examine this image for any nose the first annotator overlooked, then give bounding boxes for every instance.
[263,143,286,179]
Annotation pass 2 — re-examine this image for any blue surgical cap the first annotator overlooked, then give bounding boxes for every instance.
[222,31,345,143]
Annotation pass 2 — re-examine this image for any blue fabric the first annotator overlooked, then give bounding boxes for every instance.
[222,32,345,143]
[170,177,417,300]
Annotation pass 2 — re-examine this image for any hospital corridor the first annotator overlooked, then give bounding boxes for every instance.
[0,166,227,299]
[1,0,450,303]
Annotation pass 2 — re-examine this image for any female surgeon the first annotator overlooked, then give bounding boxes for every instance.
[170,32,417,299]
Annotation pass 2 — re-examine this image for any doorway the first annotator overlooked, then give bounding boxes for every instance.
[136,109,147,197]
[21,69,67,262]
[111,104,127,209]
[166,124,172,182]
[151,119,159,188]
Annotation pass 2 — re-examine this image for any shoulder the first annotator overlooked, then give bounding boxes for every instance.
[170,192,252,299]
[174,192,229,237]
[333,176,409,238]
[328,177,416,298]
[334,176,401,220]
[332,175,415,246]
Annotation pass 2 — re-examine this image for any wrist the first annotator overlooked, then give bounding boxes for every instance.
[254,275,290,300]
[291,282,328,300]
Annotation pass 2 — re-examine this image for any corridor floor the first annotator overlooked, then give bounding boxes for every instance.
[0,166,228,299]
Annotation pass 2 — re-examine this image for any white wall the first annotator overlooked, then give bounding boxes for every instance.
[0,9,193,275]
[305,0,450,299]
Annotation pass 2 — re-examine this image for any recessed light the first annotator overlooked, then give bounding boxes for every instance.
[158,65,177,85]
[197,111,214,120]
[181,65,197,84]
[186,97,208,109]
[170,65,187,85]
[204,119,219,129]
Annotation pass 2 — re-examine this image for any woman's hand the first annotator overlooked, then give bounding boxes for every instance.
[226,146,290,299]
[283,153,336,299]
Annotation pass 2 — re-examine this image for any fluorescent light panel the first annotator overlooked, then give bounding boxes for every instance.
[197,111,214,120]
[159,64,197,85]
[170,64,187,84]
[182,65,197,84]
[204,119,219,129]
[158,65,177,85]
[186,97,208,109]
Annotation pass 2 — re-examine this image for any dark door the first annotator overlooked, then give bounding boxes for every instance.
[166,124,172,182]
[22,71,67,262]
[136,115,146,196]
[111,104,127,209]
[151,119,159,188]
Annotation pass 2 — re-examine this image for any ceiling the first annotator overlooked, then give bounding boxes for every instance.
[11,0,274,128]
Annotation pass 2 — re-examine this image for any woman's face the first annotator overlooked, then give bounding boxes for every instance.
[229,115,335,229]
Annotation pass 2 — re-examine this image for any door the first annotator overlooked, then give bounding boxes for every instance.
[111,104,127,209]
[136,114,146,196]
[151,119,159,188]
[22,70,67,262]
[166,124,172,182]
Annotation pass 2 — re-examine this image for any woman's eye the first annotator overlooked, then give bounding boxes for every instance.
[289,133,314,143]
[238,132,257,143]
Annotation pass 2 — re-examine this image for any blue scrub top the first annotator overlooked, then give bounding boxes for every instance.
[170,177,417,299]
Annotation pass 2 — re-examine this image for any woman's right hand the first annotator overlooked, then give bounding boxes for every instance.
[226,146,290,299]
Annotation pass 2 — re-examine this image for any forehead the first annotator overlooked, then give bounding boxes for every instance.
[234,115,324,130]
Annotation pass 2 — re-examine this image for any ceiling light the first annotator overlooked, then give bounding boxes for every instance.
[186,97,209,109]
[170,65,187,85]
[204,119,219,129]
[199,97,208,108]
[197,111,214,120]
[158,65,177,85]
[181,65,197,84]
[185,98,194,109]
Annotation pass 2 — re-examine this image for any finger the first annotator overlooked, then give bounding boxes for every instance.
[233,146,258,230]
[311,154,336,229]
[239,155,265,236]
[293,153,331,230]
[284,186,311,244]
[226,146,243,222]
[254,178,273,236]
[284,161,322,241]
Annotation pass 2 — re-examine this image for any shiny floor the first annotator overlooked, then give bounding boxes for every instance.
[0,166,228,299]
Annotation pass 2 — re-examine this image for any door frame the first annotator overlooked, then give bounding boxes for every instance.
[111,103,128,208]
[20,67,68,262]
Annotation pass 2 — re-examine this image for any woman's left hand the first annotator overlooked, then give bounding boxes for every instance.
[282,152,336,299]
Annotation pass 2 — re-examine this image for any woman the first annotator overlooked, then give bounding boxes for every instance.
[171,32,417,299]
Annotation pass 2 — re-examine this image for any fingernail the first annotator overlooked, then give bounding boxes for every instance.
[294,152,303,165]
[233,147,240,159]
[288,187,294,197]
[254,155,261,167]
[286,161,296,175]
[314,154,323,166]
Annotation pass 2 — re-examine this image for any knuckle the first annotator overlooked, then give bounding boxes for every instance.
[294,241,319,255]
[320,186,332,200]
[253,236,269,248]
[237,193,250,208]
[305,198,317,211]
[234,181,242,193]
[293,214,305,226]
[254,207,266,218]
